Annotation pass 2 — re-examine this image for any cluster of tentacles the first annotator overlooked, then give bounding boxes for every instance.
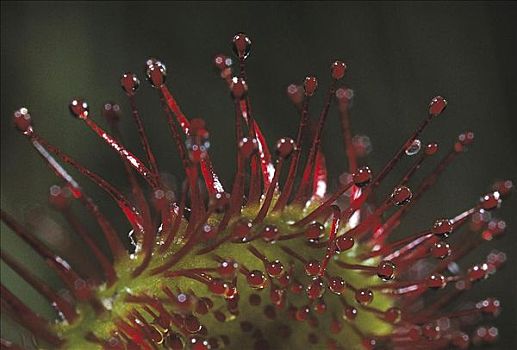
[1,33,512,350]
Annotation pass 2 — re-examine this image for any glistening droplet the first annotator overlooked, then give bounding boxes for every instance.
[377,261,396,281]
[405,139,421,156]
[275,137,295,159]
[265,260,284,278]
[306,277,325,299]
[247,270,267,289]
[145,58,167,88]
[238,137,258,158]
[305,222,325,240]
[331,60,347,80]
[352,166,372,187]
[391,186,412,206]
[13,107,33,134]
[121,73,140,95]
[429,96,447,117]
[432,219,453,237]
[69,99,89,119]
[232,33,251,60]
[328,276,346,294]
[355,289,373,305]
[304,76,318,97]
[431,241,451,259]
[230,77,248,99]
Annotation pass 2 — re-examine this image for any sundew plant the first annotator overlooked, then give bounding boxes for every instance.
[1,4,516,349]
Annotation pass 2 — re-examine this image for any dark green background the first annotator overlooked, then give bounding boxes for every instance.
[1,1,516,349]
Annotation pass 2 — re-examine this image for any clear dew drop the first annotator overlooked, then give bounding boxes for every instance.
[355,288,374,305]
[480,192,501,211]
[265,260,284,278]
[343,306,358,321]
[217,259,238,278]
[377,261,396,281]
[425,142,439,156]
[335,236,354,252]
[327,276,346,294]
[262,225,279,243]
[145,58,167,88]
[232,33,251,60]
[390,186,412,206]
[13,107,33,134]
[429,96,447,117]
[304,76,318,97]
[305,222,325,240]
[384,307,402,324]
[230,77,248,99]
[331,60,347,80]
[247,270,267,289]
[275,137,295,159]
[238,137,258,159]
[432,219,453,237]
[427,273,446,289]
[405,139,422,156]
[306,277,325,300]
[431,241,451,259]
[304,260,321,276]
[120,73,140,95]
[69,98,89,119]
[352,166,372,187]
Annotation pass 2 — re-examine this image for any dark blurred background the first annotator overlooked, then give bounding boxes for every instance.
[1,1,516,349]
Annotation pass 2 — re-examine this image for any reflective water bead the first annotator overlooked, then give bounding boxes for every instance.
[247,270,267,289]
[69,98,89,119]
[480,192,501,211]
[355,289,373,305]
[427,274,446,289]
[145,58,167,88]
[432,219,453,237]
[232,33,251,60]
[230,77,248,99]
[352,166,372,187]
[262,225,279,243]
[306,277,325,299]
[275,137,295,159]
[13,107,33,134]
[208,279,228,295]
[431,241,451,259]
[390,186,412,206]
[425,142,439,156]
[376,261,396,281]
[327,276,346,294]
[217,259,238,278]
[304,260,321,276]
[331,60,347,80]
[335,236,354,252]
[384,307,402,323]
[343,306,358,321]
[232,218,253,241]
[265,260,284,278]
[238,137,258,159]
[305,222,325,240]
[428,96,447,117]
[120,72,140,95]
[304,76,318,97]
[405,139,421,156]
